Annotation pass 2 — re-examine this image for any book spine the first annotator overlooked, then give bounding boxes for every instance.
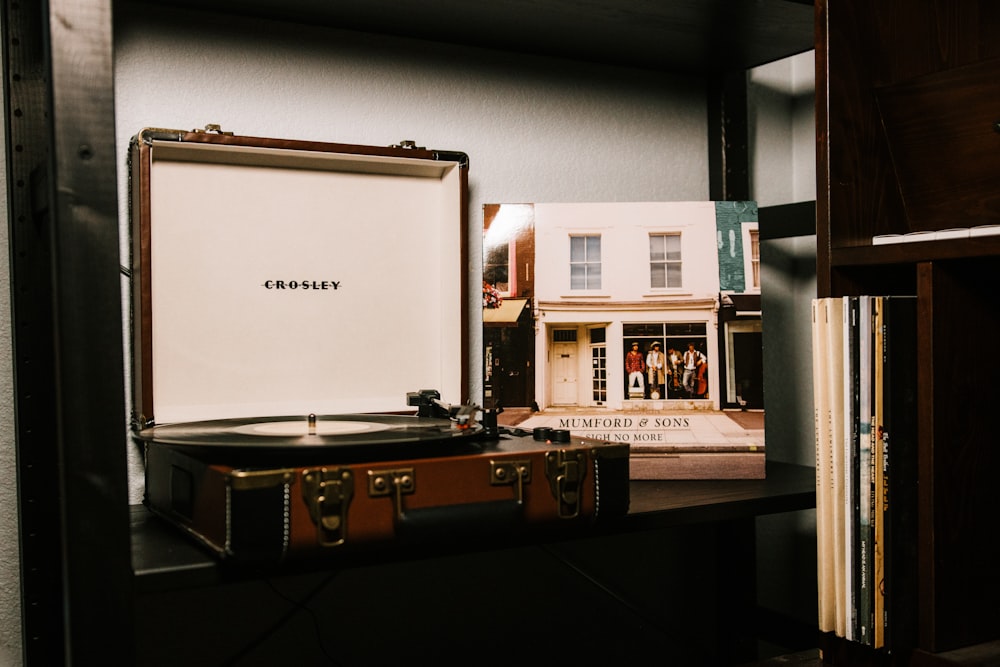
[829,297,847,638]
[813,298,836,633]
[843,296,858,641]
[872,297,886,648]
[872,296,886,649]
[856,296,872,645]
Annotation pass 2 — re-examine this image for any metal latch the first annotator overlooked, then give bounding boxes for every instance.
[391,140,426,150]
[302,467,354,547]
[368,468,416,521]
[490,460,531,504]
[194,123,234,135]
[545,450,587,519]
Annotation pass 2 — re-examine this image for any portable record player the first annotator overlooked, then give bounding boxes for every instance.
[138,390,629,561]
[129,127,629,562]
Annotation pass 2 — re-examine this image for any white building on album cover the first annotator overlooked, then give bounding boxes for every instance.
[483,201,760,413]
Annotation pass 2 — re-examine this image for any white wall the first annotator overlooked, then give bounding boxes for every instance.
[749,50,816,206]
[111,3,709,502]
[0,3,815,662]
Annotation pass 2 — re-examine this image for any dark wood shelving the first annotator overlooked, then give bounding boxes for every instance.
[133,461,817,592]
[623,461,816,526]
[830,236,1000,268]
[817,0,1000,662]
[122,0,816,74]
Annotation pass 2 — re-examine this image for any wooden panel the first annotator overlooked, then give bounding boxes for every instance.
[922,259,1000,652]
[44,0,135,663]
[876,58,1000,230]
[819,1,1000,659]
[820,0,1000,253]
[821,0,907,250]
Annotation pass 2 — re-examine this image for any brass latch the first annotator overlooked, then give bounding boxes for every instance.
[490,460,531,504]
[391,140,426,150]
[302,467,354,547]
[545,450,587,519]
[194,123,234,135]
[368,468,416,521]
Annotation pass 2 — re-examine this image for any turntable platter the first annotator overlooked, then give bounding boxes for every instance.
[136,413,483,449]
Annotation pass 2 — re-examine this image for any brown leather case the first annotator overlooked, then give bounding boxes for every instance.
[144,432,629,562]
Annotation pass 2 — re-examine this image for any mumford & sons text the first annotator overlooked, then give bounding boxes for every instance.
[557,416,691,443]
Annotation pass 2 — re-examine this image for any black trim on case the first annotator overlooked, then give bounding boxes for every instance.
[227,484,288,562]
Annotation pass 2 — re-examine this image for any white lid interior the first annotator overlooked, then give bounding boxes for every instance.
[146,141,464,423]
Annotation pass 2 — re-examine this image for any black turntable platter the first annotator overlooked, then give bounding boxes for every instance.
[136,413,484,450]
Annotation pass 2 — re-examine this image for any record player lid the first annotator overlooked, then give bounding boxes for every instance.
[132,133,469,425]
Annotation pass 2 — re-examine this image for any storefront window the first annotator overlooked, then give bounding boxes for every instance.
[623,323,707,399]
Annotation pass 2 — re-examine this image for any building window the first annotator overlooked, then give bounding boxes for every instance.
[553,329,578,343]
[649,233,682,288]
[569,235,601,289]
[592,345,607,404]
[749,229,760,289]
[484,242,510,294]
[590,327,607,404]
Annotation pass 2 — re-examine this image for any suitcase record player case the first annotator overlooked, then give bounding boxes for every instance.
[129,127,629,562]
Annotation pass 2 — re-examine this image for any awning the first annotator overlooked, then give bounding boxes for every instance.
[483,298,529,327]
[721,292,761,319]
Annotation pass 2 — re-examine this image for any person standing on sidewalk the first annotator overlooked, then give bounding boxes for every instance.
[625,341,646,398]
[667,347,682,397]
[682,342,705,397]
[646,342,666,399]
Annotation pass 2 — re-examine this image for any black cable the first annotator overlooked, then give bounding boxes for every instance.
[538,542,673,637]
[221,570,342,666]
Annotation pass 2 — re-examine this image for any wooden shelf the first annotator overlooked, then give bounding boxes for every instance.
[830,236,1000,268]
[132,461,816,593]
[123,0,816,74]
[622,461,816,527]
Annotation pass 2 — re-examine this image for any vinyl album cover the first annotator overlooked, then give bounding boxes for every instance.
[482,201,764,479]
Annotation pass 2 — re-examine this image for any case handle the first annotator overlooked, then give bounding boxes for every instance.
[367,461,530,539]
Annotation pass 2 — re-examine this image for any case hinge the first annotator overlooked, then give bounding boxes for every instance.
[545,450,587,519]
[302,467,354,547]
